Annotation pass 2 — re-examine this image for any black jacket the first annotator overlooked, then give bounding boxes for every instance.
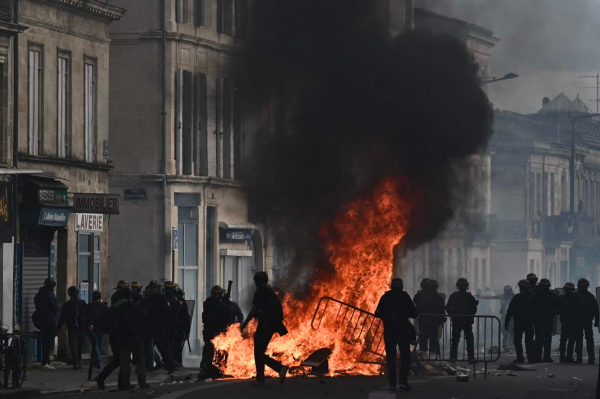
[375,290,418,335]
[535,288,560,321]
[559,293,578,323]
[202,296,230,337]
[446,290,478,324]
[87,301,109,334]
[112,300,145,345]
[57,298,89,330]
[143,293,172,338]
[226,300,244,325]
[33,286,59,329]
[575,290,600,323]
[414,290,445,316]
[506,292,539,326]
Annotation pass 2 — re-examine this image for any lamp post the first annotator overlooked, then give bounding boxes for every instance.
[480,72,519,85]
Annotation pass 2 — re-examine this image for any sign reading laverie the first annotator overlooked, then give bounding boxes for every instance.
[75,213,103,231]
[72,193,119,214]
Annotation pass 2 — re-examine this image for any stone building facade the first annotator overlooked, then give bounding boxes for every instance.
[0,0,125,361]
[398,8,498,297]
[491,93,600,290]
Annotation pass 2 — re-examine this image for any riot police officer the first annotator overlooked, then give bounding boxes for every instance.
[144,280,177,373]
[446,278,477,362]
[57,286,89,370]
[164,281,184,367]
[199,285,230,379]
[111,280,130,306]
[131,281,144,304]
[506,279,539,363]
[575,278,599,364]
[559,282,578,363]
[535,278,559,362]
[413,278,445,355]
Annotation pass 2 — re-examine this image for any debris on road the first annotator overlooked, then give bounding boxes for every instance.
[505,371,517,377]
[457,374,469,382]
[548,374,555,378]
[497,363,535,371]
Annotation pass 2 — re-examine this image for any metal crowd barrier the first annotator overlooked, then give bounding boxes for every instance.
[414,314,502,378]
[311,296,386,360]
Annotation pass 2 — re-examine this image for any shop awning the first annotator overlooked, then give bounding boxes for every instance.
[218,222,257,230]
[27,176,69,190]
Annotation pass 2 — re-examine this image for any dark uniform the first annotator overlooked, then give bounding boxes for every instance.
[526,273,543,362]
[413,280,445,354]
[535,279,559,362]
[446,279,477,361]
[146,289,176,372]
[200,286,229,374]
[499,287,515,352]
[506,280,539,363]
[32,278,59,367]
[57,287,89,369]
[574,278,599,364]
[96,289,128,389]
[375,278,417,391]
[164,281,184,366]
[87,291,109,368]
[112,289,149,390]
[559,283,578,362]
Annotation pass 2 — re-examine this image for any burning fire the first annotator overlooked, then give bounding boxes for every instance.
[212,177,414,378]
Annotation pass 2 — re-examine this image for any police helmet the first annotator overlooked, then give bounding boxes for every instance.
[391,278,404,290]
[526,273,538,285]
[131,281,143,293]
[119,287,133,300]
[67,286,80,298]
[44,278,57,288]
[92,290,102,300]
[518,279,531,292]
[211,285,224,295]
[420,278,431,289]
[456,278,469,288]
[114,280,130,290]
[148,280,162,288]
[577,278,590,289]
[564,282,576,293]
[539,278,551,288]
[253,271,269,285]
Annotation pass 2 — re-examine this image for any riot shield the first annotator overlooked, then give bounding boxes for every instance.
[552,288,564,335]
[186,299,196,319]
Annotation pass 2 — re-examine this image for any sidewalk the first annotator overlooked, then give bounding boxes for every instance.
[2,361,200,397]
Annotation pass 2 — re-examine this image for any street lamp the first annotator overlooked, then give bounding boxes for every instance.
[480,72,519,85]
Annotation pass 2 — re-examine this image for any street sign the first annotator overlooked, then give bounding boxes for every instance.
[173,228,178,250]
[124,188,147,201]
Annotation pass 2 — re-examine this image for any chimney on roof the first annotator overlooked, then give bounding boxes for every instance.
[543,97,550,107]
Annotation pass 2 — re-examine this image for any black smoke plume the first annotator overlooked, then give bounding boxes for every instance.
[238,0,494,288]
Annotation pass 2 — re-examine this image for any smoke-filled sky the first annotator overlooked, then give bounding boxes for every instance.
[417,0,600,115]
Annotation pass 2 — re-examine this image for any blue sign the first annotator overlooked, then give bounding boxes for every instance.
[173,228,178,250]
[38,208,70,226]
[224,229,253,242]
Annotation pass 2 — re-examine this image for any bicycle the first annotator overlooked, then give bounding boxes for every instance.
[0,325,30,389]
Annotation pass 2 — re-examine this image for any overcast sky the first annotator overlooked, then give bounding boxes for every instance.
[416,0,600,115]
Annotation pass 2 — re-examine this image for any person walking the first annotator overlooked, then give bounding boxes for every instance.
[413,278,445,356]
[375,278,418,392]
[199,285,229,379]
[56,286,89,370]
[574,278,599,364]
[446,278,477,362]
[32,278,59,370]
[505,279,539,364]
[88,291,109,368]
[113,287,150,390]
[241,272,289,386]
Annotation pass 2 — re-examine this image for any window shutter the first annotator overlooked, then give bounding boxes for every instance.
[222,78,232,179]
[176,69,184,175]
[204,0,212,27]
[182,70,194,176]
[194,0,203,27]
[216,0,223,33]
[223,0,233,35]
[194,72,208,176]
[216,77,223,178]
[176,0,183,23]
[233,80,242,180]
[182,0,189,23]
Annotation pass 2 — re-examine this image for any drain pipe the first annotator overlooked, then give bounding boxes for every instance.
[12,0,20,330]
[162,0,170,281]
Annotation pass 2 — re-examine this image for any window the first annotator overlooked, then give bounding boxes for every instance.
[78,232,101,303]
[194,72,208,176]
[561,174,567,212]
[474,258,479,288]
[482,258,487,287]
[0,57,7,163]
[84,57,97,163]
[235,0,249,38]
[0,0,12,22]
[57,51,71,158]
[175,70,194,175]
[28,44,43,156]
[216,77,234,178]
[217,0,233,35]
[551,173,555,216]
[176,0,189,23]
[195,0,211,27]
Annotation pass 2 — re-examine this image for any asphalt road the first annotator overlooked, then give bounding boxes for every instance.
[21,355,598,399]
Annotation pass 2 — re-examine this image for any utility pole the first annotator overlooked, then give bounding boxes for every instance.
[577,73,599,114]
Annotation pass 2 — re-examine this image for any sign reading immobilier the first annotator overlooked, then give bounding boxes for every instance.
[72,193,120,214]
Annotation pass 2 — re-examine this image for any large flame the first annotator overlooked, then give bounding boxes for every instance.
[212,177,414,378]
